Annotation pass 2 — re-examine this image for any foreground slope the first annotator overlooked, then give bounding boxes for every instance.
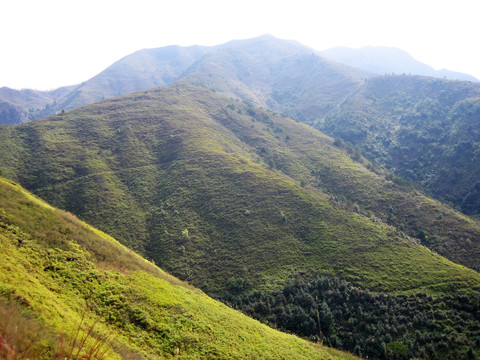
[0,177,354,360]
[0,85,479,295]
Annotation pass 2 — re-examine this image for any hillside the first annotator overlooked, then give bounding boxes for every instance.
[1,85,479,358]
[319,46,478,81]
[318,75,480,216]
[0,176,355,359]
[0,84,479,286]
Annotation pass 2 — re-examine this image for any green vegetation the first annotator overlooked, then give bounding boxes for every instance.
[319,75,480,216]
[2,35,479,222]
[0,85,479,295]
[2,35,480,359]
[1,85,480,358]
[224,276,480,359]
[0,177,355,359]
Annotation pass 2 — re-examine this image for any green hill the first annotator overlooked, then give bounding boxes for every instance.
[0,176,356,359]
[2,36,479,219]
[0,84,478,289]
[1,85,479,358]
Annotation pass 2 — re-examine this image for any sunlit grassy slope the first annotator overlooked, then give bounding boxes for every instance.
[0,85,479,298]
[0,177,357,359]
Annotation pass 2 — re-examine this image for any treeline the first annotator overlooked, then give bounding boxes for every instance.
[222,276,480,359]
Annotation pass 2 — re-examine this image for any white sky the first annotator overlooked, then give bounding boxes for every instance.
[1,0,479,90]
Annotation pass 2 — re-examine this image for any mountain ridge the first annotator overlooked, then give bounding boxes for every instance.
[3,35,476,126]
[1,84,478,288]
[319,46,478,82]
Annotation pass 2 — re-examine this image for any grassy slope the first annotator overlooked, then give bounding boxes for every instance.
[0,85,479,298]
[0,177,356,360]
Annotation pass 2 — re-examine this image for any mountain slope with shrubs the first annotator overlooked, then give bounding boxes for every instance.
[0,85,478,292]
[2,36,479,219]
[0,176,356,360]
[318,75,480,216]
[1,85,480,359]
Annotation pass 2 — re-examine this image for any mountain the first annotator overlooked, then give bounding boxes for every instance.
[319,46,478,81]
[52,44,210,112]
[318,75,480,216]
[0,176,356,359]
[2,37,477,126]
[0,85,75,124]
[0,35,370,125]
[177,34,369,121]
[0,45,210,125]
[1,85,479,358]
[1,84,479,289]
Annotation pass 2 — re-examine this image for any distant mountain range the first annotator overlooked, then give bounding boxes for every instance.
[319,46,478,82]
[1,35,480,216]
[1,35,476,126]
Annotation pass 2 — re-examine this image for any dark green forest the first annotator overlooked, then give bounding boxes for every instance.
[223,276,480,360]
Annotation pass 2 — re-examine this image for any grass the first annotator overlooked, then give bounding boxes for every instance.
[0,177,356,359]
[0,85,479,298]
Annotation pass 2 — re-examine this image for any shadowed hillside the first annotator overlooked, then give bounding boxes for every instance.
[0,85,75,124]
[318,75,480,216]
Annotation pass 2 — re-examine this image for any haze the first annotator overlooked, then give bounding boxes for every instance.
[1,0,479,90]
